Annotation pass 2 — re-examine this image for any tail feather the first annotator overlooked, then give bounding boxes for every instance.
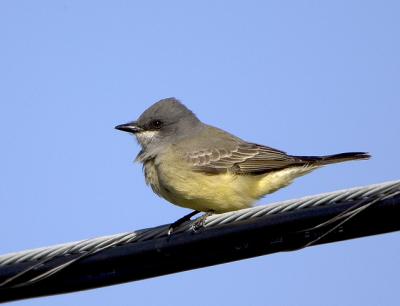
[294,152,371,166]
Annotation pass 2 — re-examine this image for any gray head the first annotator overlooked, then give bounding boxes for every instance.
[115,98,202,150]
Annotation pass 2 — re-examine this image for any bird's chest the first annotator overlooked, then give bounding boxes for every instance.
[141,155,195,206]
[142,159,163,196]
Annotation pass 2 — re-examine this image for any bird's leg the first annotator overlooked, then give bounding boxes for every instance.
[191,210,214,232]
[168,210,200,235]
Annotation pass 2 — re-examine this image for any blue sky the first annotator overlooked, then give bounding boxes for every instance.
[0,1,399,305]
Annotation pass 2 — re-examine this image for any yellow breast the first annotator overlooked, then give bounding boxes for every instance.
[151,156,315,213]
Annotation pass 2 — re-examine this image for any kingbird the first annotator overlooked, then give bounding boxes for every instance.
[116,98,370,231]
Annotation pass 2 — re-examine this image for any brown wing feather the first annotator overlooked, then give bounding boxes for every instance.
[186,143,306,175]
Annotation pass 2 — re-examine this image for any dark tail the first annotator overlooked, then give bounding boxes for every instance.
[294,152,371,166]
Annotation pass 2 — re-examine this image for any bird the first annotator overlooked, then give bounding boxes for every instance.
[115,98,370,232]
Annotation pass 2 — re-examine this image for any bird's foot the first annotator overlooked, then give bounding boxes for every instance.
[168,210,200,236]
[191,210,214,232]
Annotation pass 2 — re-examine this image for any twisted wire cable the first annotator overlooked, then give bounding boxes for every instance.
[1,180,399,268]
[0,180,398,296]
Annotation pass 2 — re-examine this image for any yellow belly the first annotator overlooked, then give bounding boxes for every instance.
[160,171,258,212]
[151,160,316,213]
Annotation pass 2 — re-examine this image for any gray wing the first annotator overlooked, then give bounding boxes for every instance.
[186,142,307,175]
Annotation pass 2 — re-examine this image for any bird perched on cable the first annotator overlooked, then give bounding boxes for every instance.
[116,98,370,232]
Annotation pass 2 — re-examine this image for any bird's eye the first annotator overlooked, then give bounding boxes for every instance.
[150,120,163,129]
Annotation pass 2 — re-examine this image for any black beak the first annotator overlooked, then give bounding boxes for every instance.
[115,121,143,133]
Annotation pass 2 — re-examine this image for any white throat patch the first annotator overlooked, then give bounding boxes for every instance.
[135,130,159,147]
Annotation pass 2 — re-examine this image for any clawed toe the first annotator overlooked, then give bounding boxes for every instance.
[190,210,214,232]
[168,210,200,236]
[167,210,214,236]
